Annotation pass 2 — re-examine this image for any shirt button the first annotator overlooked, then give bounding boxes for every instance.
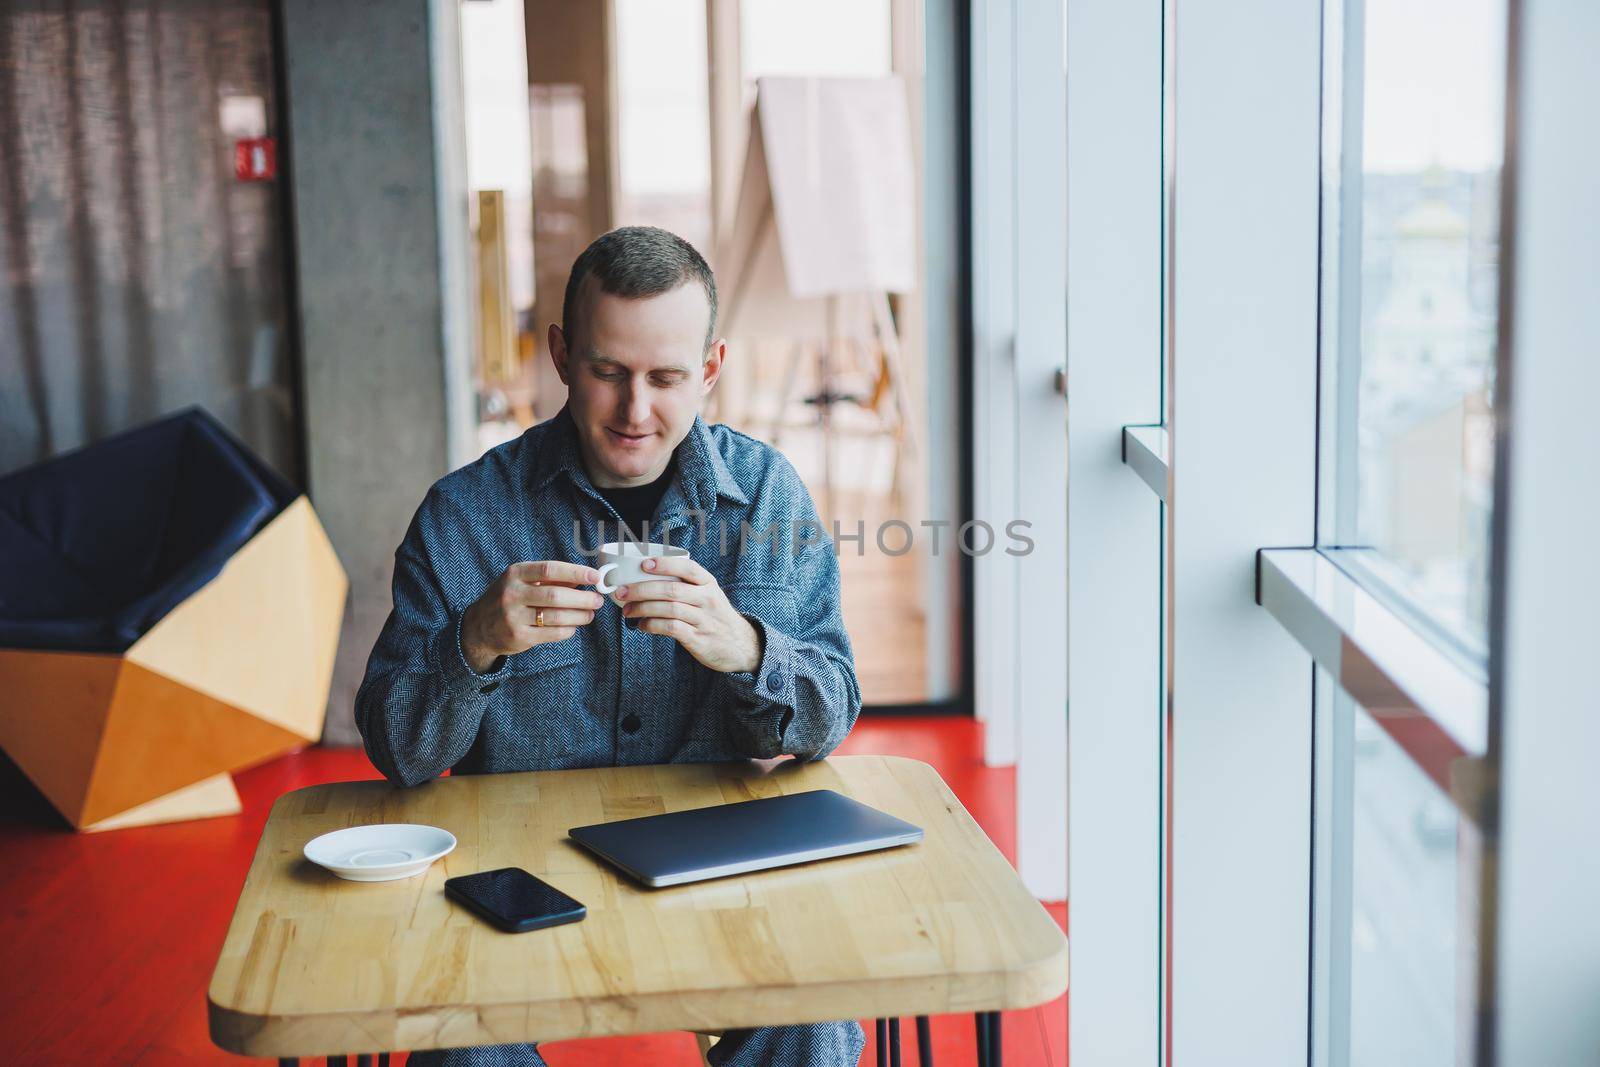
[479,682,499,694]
[765,672,784,693]
[621,714,642,734]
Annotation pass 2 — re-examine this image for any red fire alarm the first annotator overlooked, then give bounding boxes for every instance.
[234,137,277,181]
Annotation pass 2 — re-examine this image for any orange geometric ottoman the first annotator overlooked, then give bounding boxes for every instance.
[0,496,345,831]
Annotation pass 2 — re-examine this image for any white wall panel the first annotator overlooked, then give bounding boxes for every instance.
[1065,0,1165,1059]
[1166,0,1320,1061]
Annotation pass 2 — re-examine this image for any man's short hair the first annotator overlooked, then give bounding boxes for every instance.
[561,226,718,354]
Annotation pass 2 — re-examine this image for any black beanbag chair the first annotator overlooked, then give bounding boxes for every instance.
[0,408,297,652]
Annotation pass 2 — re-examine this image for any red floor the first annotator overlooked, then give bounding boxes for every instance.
[0,716,1066,1065]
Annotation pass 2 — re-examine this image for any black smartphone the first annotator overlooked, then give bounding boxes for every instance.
[444,867,587,933]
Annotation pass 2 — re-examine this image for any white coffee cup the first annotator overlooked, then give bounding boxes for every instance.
[594,541,690,595]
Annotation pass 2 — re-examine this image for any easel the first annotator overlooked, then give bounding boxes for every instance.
[717,76,919,518]
[762,294,917,508]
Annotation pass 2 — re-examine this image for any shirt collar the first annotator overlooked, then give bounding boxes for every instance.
[530,405,749,509]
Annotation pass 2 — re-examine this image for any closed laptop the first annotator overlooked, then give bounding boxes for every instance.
[568,789,924,888]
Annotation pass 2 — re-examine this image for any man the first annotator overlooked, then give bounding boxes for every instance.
[355,226,865,1067]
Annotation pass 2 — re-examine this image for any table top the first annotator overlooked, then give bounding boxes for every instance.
[207,755,1068,1058]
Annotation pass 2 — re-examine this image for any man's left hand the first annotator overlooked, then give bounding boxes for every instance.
[618,555,762,675]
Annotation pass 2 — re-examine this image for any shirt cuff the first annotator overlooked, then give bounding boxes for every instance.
[437,611,512,693]
[723,613,797,709]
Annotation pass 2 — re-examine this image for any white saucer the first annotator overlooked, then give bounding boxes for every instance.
[303,823,457,882]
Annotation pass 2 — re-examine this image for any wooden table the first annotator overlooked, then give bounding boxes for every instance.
[208,755,1067,1063]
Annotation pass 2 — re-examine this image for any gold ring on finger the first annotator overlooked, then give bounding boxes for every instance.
[535,608,545,627]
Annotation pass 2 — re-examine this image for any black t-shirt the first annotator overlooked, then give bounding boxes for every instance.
[595,457,676,543]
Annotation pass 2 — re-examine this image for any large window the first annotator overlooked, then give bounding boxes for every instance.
[1311,1,1507,1063]
[1312,670,1482,1067]
[1320,0,1507,656]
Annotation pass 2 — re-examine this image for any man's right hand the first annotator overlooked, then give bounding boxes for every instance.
[460,561,604,674]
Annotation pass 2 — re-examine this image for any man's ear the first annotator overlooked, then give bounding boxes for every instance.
[548,323,571,385]
[701,338,728,396]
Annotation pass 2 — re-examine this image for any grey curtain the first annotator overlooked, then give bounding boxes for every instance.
[0,0,297,482]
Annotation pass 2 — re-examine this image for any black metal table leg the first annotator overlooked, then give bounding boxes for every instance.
[889,1017,902,1067]
[915,1015,932,1067]
[976,1011,1004,1067]
[877,1018,889,1067]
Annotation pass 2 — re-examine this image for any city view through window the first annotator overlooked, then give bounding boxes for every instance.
[1320,2,1507,1063]
[1338,0,1505,653]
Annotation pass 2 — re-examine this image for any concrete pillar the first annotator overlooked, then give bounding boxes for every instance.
[280,0,474,744]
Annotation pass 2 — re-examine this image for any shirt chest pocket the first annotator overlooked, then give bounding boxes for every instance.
[724,582,801,637]
[505,638,588,709]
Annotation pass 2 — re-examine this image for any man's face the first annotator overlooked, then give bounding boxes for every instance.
[550,279,724,489]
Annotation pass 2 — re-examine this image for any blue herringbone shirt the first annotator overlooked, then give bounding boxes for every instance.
[354,406,860,788]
